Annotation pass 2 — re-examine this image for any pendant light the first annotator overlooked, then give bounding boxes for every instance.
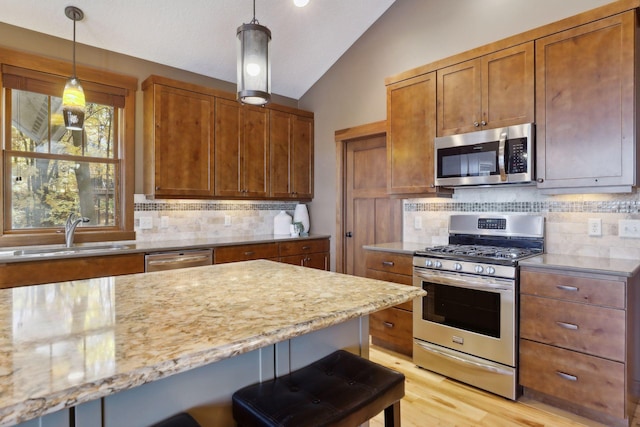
[237,0,271,106]
[62,6,85,130]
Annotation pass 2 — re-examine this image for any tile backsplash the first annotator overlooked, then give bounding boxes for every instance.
[404,186,640,260]
[133,195,301,242]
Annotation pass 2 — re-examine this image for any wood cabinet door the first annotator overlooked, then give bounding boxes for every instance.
[214,98,243,197]
[291,115,313,199]
[151,84,214,197]
[386,72,438,194]
[437,59,481,136]
[243,106,269,197]
[536,11,636,192]
[269,110,293,198]
[482,42,534,129]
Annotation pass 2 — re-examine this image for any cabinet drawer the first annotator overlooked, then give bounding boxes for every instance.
[520,339,624,419]
[365,269,413,311]
[214,243,279,263]
[365,251,413,275]
[520,294,625,361]
[279,239,329,257]
[521,269,625,308]
[370,307,413,356]
[279,252,329,270]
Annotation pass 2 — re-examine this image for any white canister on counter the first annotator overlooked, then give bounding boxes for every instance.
[274,211,292,235]
[293,203,310,234]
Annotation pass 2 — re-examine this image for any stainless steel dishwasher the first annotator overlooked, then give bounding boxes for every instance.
[144,248,213,272]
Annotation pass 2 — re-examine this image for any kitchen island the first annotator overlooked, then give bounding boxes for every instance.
[0,260,424,427]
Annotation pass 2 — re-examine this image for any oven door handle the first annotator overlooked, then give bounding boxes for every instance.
[415,340,514,376]
[414,268,513,293]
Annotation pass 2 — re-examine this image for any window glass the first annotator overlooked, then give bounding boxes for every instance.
[9,88,119,230]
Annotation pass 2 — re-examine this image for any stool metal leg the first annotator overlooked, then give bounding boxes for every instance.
[383,401,401,427]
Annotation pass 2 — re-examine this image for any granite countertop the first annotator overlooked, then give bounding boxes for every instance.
[520,253,640,277]
[362,241,425,255]
[0,234,331,264]
[0,260,425,426]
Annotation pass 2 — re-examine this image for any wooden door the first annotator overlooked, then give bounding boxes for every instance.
[243,106,269,197]
[292,115,313,199]
[345,136,402,277]
[269,110,293,198]
[482,42,534,129]
[437,60,481,136]
[387,72,439,195]
[152,85,214,197]
[535,12,635,191]
[214,98,243,197]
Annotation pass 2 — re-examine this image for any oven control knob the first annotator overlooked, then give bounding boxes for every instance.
[486,266,496,275]
[425,260,433,267]
[454,263,462,271]
[434,261,443,268]
[474,265,484,273]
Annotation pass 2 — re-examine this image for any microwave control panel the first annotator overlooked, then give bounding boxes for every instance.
[507,138,528,173]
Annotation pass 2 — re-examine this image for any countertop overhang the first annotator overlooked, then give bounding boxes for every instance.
[0,259,425,426]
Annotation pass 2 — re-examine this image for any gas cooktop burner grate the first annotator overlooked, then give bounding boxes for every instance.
[420,244,540,261]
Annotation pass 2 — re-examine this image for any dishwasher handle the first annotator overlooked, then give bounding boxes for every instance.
[145,249,213,272]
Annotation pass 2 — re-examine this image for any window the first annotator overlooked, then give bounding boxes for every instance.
[1,50,137,246]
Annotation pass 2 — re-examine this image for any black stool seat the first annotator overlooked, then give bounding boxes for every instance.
[151,412,201,427]
[232,350,405,427]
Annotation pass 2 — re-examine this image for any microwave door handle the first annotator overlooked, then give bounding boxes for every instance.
[498,131,507,181]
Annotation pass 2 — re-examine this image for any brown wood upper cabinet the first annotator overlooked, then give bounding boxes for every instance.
[143,80,215,198]
[386,72,443,195]
[535,11,638,193]
[270,110,314,199]
[215,98,269,198]
[437,42,534,136]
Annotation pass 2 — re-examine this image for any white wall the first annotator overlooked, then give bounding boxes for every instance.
[299,0,616,268]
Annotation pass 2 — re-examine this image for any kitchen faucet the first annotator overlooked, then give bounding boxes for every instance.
[65,213,90,247]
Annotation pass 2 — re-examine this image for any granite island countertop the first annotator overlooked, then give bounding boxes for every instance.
[0,260,425,426]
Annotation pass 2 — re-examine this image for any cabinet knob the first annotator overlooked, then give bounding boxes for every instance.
[481,120,487,126]
[345,232,353,238]
[536,178,544,183]
[473,121,480,127]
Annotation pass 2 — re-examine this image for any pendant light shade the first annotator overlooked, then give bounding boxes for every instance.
[62,6,85,130]
[237,1,271,106]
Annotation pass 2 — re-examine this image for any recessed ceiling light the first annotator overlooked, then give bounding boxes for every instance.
[294,0,309,7]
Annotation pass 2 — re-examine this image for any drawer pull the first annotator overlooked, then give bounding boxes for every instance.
[302,246,311,250]
[557,285,579,292]
[556,371,578,382]
[244,251,255,256]
[382,261,395,267]
[383,321,395,328]
[556,321,579,330]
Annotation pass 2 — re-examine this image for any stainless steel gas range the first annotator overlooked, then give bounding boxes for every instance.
[412,214,544,400]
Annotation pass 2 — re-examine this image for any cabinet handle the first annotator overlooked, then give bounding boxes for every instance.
[557,285,579,292]
[556,371,578,382]
[324,256,328,271]
[244,251,255,256]
[383,321,394,328]
[382,261,395,267]
[556,321,578,330]
[302,246,311,250]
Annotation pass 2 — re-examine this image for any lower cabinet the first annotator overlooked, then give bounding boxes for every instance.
[0,253,145,289]
[365,250,413,356]
[214,238,330,271]
[519,266,639,426]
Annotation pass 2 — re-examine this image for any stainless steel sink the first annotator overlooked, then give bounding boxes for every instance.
[7,244,132,257]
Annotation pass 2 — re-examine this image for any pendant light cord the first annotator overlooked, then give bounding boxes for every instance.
[72,18,77,79]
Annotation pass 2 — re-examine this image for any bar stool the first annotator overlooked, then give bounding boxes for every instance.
[232,350,405,427]
[151,412,201,427]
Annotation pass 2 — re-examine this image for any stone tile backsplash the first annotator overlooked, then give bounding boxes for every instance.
[404,186,640,260]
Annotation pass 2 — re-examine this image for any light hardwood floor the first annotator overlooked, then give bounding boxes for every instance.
[369,345,640,427]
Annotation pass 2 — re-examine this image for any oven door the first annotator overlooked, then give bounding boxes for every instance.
[413,266,516,367]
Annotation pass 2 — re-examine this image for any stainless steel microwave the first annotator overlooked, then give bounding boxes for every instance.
[434,123,534,187]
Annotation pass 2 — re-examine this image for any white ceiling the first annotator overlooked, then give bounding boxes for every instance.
[0,0,396,100]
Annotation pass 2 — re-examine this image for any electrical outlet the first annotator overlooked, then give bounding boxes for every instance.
[414,216,422,230]
[588,218,601,237]
[139,216,153,230]
[224,215,232,227]
[619,219,640,238]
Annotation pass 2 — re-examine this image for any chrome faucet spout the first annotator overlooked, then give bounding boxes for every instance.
[65,213,90,247]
